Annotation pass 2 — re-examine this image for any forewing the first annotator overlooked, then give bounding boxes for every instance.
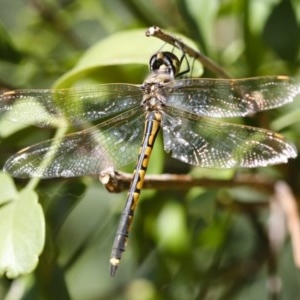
[164,76,300,117]
[162,107,297,168]
[0,84,142,127]
[4,108,145,178]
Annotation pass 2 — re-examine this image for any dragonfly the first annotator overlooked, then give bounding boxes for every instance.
[0,51,299,277]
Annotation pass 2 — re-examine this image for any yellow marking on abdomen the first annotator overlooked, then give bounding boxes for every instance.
[110,112,161,277]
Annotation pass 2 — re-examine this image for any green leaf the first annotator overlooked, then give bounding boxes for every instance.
[0,180,45,278]
[154,202,190,254]
[0,97,66,138]
[0,118,29,138]
[54,28,203,88]
[0,173,18,205]
[271,108,300,131]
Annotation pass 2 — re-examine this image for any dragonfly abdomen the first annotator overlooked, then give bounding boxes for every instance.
[110,111,161,276]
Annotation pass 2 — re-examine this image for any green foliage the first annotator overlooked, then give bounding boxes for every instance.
[0,0,299,299]
[54,28,202,88]
[0,174,44,278]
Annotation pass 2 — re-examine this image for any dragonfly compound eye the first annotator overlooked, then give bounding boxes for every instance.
[149,51,180,77]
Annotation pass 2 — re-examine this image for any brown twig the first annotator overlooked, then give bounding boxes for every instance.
[145,26,231,79]
[100,169,274,194]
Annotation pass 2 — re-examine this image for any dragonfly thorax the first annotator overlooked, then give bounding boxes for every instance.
[141,80,168,112]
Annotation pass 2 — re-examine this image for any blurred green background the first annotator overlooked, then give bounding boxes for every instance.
[0,0,300,299]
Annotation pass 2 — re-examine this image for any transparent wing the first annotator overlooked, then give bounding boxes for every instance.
[0,84,142,127]
[164,76,300,117]
[4,108,145,178]
[162,107,297,168]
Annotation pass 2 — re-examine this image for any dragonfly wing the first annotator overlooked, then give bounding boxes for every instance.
[165,76,300,117]
[0,84,142,127]
[4,108,145,178]
[162,107,297,168]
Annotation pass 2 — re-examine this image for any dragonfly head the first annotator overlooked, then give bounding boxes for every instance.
[149,51,181,78]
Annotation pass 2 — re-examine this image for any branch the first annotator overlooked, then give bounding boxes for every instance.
[145,26,231,79]
[99,168,274,194]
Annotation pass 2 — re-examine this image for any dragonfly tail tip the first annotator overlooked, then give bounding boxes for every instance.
[110,257,120,277]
